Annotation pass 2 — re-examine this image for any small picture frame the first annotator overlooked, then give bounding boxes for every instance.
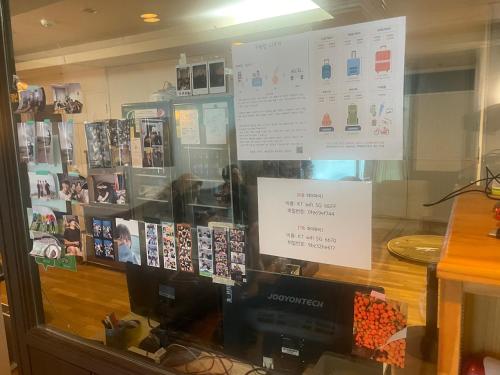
[208,60,226,94]
[192,62,209,95]
[176,65,192,96]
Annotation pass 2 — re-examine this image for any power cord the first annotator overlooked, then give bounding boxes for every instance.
[423,166,500,207]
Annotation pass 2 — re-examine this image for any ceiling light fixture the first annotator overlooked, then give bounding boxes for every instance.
[82,8,97,14]
[143,18,160,23]
[40,18,55,28]
[211,0,320,24]
[140,13,159,19]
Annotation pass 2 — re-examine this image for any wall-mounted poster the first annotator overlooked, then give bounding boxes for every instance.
[208,60,226,94]
[58,121,74,165]
[258,177,372,270]
[192,62,209,95]
[162,222,177,270]
[177,109,200,145]
[232,17,405,160]
[115,218,141,265]
[203,102,228,145]
[85,122,112,169]
[146,223,160,267]
[176,65,192,96]
[52,83,83,114]
[92,173,127,205]
[17,121,35,163]
[107,119,131,166]
[141,118,164,168]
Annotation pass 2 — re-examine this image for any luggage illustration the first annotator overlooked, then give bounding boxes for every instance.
[346,104,361,131]
[322,59,332,79]
[375,46,391,73]
[347,51,360,76]
[252,70,263,87]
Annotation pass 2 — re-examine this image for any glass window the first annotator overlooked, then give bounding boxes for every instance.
[8,1,500,374]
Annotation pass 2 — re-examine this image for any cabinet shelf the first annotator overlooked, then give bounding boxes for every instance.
[137,197,169,203]
[187,203,230,209]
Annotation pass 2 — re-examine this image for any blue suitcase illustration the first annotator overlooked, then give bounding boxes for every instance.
[347,51,360,76]
[321,58,332,80]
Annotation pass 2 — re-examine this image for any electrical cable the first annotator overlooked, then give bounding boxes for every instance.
[423,166,500,207]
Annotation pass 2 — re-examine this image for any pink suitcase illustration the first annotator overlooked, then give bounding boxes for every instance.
[375,47,391,73]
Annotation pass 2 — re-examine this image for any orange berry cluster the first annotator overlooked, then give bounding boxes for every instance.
[353,292,407,368]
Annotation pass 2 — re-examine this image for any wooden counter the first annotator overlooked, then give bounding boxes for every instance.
[437,193,500,375]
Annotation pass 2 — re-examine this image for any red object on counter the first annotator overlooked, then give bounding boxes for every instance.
[461,356,485,375]
[494,203,500,220]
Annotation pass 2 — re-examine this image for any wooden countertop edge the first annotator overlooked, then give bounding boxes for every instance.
[437,262,500,287]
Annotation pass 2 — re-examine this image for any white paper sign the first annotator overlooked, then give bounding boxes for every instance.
[203,102,228,144]
[257,178,372,270]
[178,109,201,145]
[233,17,405,161]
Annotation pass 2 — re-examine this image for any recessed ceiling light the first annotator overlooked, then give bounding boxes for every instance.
[143,17,160,23]
[82,8,97,14]
[40,18,54,27]
[140,13,159,19]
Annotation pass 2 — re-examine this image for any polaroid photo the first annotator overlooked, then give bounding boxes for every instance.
[58,121,74,165]
[230,263,246,278]
[52,83,83,114]
[115,218,141,265]
[141,118,164,168]
[231,252,245,264]
[57,174,88,203]
[176,65,192,96]
[192,62,209,95]
[103,239,115,260]
[35,121,53,164]
[85,122,112,169]
[162,222,177,270]
[17,122,35,163]
[15,86,46,114]
[107,119,131,167]
[176,223,194,272]
[146,223,160,268]
[93,173,127,205]
[208,60,226,94]
[62,216,82,257]
[92,218,102,238]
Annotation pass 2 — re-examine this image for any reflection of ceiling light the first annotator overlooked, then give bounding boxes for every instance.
[143,18,160,23]
[82,8,97,14]
[140,13,159,19]
[40,18,54,28]
[211,0,319,24]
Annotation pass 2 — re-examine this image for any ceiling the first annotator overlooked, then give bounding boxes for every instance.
[9,0,500,72]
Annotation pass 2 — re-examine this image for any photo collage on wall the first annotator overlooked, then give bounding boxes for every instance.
[146,223,160,267]
[92,173,127,205]
[229,227,246,281]
[213,227,230,279]
[115,218,141,265]
[107,119,131,167]
[176,224,194,272]
[85,122,112,169]
[92,218,114,260]
[197,226,214,277]
[141,118,164,168]
[162,222,177,270]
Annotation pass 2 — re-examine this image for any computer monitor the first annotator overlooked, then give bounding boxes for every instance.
[223,270,384,372]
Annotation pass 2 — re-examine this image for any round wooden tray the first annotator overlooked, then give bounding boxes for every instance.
[387,235,444,264]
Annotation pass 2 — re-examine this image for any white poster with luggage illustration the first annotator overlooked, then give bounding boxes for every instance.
[233,17,405,160]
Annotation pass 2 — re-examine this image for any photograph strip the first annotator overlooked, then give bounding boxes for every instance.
[108,119,131,166]
[197,226,214,277]
[58,121,74,165]
[92,218,115,260]
[162,222,177,270]
[213,227,230,279]
[17,122,35,163]
[176,223,194,272]
[141,118,164,168]
[229,227,246,281]
[35,121,53,164]
[146,223,160,267]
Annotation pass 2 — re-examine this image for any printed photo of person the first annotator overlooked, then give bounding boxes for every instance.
[52,83,83,114]
[141,118,164,168]
[85,122,111,168]
[115,219,141,265]
[58,121,74,165]
[17,122,35,163]
[63,216,82,257]
[28,172,58,202]
[92,174,126,205]
[35,121,53,164]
